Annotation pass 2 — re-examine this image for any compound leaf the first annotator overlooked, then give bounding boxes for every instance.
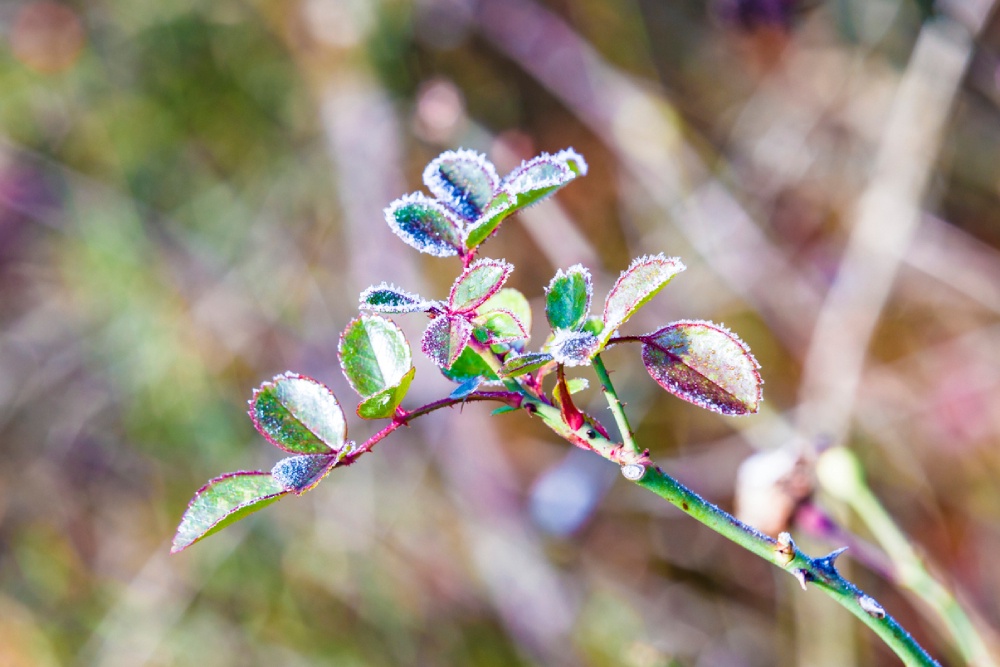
[171,472,287,553]
[641,320,762,416]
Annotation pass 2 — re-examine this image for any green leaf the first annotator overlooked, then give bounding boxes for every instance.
[339,315,415,418]
[479,287,532,335]
[464,192,513,249]
[421,316,473,369]
[463,149,587,249]
[271,453,338,494]
[422,149,499,222]
[250,373,347,454]
[474,309,527,344]
[358,283,435,314]
[582,316,604,336]
[442,345,500,383]
[502,148,588,210]
[602,254,685,344]
[449,258,513,313]
[171,472,287,553]
[545,264,592,331]
[499,352,553,378]
[358,367,415,419]
[641,320,762,416]
[566,377,589,394]
[491,405,517,416]
[384,193,464,257]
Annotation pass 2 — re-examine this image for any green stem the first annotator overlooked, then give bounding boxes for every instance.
[592,353,640,456]
[819,448,998,667]
[468,344,940,666]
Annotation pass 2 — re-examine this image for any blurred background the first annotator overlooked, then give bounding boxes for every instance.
[2,0,1000,664]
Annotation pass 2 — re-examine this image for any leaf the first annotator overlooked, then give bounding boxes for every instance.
[602,254,685,342]
[545,264,592,331]
[384,193,464,257]
[449,376,483,399]
[358,367,415,419]
[479,287,532,336]
[491,405,517,416]
[499,351,553,378]
[546,329,600,367]
[358,283,435,314]
[502,148,588,208]
[641,320,762,416]
[171,472,287,553]
[474,309,527,344]
[442,345,499,383]
[250,373,347,454]
[422,149,499,222]
[271,454,338,494]
[464,192,514,249]
[421,316,473,369]
[449,258,513,313]
[582,316,604,337]
[566,378,589,394]
[339,315,415,418]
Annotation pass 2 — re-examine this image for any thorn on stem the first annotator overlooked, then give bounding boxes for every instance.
[819,546,849,567]
[792,569,809,591]
[775,532,796,566]
[858,595,886,619]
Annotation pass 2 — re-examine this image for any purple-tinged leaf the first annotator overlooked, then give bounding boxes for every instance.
[171,472,287,553]
[421,316,473,369]
[359,283,436,314]
[384,193,464,257]
[339,315,415,419]
[479,287,532,337]
[474,309,527,344]
[250,373,346,454]
[546,329,600,367]
[422,149,499,222]
[641,320,762,416]
[499,351,554,378]
[449,258,513,313]
[602,254,685,342]
[271,453,338,494]
[545,264,592,332]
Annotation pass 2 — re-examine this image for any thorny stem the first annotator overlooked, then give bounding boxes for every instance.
[591,353,640,456]
[465,340,941,666]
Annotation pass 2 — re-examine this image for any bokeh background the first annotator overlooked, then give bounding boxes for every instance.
[2,0,1000,664]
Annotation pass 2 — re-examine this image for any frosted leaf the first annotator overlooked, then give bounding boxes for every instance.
[641,320,762,416]
[384,193,464,257]
[545,264,592,332]
[422,149,499,222]
[546,329,600,367]
[502,148,587,196]
[359,283,435,314]
[602,254,685,342]
[474,308,527,344]
[499,352,553,378]
[421,316,473,369]
[449,258,513,313]
[171,472,287,553]
[463,192,514,249]
[271,453,338,494]
[249,373,347,454]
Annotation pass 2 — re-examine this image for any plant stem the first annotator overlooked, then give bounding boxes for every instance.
[591,353,640,456]
[467,344,941,665]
